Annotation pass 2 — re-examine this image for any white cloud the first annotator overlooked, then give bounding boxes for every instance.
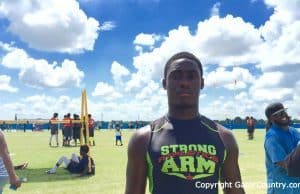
[259,22,300,70]
[125,15,263,93]
[99,21,116,31]
[249,70,298,102]
[250,88,293,101]
[195,15,262,66]
[210,2,221,16]
[1,48,28,69]
[205,67,255,90]
[135,45,143,54]
[125,72,146,92]
[0,41,14,52]
[0,75,18,92]
[135,80,160,100]
[1,48,84,88]
[0,94,82,120]
[134,33,161,46]
[92,82,122,100]
[252,72,283,88]
[110,61,130,84]
[0,0,99,53]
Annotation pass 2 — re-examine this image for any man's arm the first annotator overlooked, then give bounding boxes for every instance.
[0,131,21,188]
[278,145,300,176]
[77,165,89,177]
[124,127,150,194]
[218,125,245,194]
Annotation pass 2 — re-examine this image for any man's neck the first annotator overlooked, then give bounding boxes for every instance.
[273,123,289,131]
[168,107,199,120]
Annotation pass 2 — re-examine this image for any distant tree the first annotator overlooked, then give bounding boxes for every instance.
[233,116,243,125]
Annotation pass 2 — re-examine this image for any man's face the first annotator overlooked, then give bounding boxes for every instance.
[163,58,203,109]
[271,109,290,127]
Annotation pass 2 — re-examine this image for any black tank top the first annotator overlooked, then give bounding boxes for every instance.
[146,115,226,194]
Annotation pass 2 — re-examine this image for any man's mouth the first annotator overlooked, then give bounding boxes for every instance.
[178,92,192,97]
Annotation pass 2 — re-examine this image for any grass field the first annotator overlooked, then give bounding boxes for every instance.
[3,129,268,194]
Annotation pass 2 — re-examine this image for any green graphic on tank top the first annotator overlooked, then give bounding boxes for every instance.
[159,144,219,180]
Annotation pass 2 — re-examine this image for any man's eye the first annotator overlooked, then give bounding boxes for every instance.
[187,72,198,79]
[171,72,182,79]
[187,73,195,79]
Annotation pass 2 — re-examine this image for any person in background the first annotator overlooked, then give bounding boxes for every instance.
[49,113,59,147]
[246,116,255,140]
[115,123,123,146]
[72,114,81,146]
[88,114,95,146]
[62,115,67,146]
[46,145,94,176]
[264,102,300,194]
[65,113,73,146]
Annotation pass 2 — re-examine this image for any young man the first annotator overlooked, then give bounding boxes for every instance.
[115,123,123,146]
[0,131,21,193]
[64,113,73,146]
[125,52,245,194]
[264,102,300,194]
[246,116,255,140]
[49,113,59,147]
[46,145,95,176]
[88,114,95,146]
[72,114,81,146]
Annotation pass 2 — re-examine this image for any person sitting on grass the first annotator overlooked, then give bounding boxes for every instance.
[46,145,95,176]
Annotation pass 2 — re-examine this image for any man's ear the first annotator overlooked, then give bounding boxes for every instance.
[200,78,204,89]
[162,78,166,89]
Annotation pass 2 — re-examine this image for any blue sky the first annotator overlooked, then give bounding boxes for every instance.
[0,0,299,121]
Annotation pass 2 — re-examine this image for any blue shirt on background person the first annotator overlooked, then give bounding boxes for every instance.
[265,124,300,194]
[264,102,300,194]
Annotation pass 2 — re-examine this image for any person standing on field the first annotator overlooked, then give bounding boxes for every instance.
[49,113,59,147]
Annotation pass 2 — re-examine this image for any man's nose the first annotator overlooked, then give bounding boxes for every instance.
[179,77,190,88]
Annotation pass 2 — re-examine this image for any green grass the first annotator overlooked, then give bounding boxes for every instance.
[4,129,267,194]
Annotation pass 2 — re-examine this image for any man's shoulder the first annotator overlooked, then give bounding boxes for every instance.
[265,128,278,139]
[200,115,223,131]
[131,116,166,145]
[151,116,168,126]
[289,126,300,133]
[0,130,4,139]
[265,130,281,147]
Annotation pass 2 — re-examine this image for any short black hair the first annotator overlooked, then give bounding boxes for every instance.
[164,51,203,78]
[80,145,89,154]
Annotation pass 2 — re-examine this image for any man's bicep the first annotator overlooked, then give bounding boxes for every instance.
[0,132,8,156]
[221,144,244,193]
[125,132,148,194]
[218,127,245,194]
[265,137,286,164]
